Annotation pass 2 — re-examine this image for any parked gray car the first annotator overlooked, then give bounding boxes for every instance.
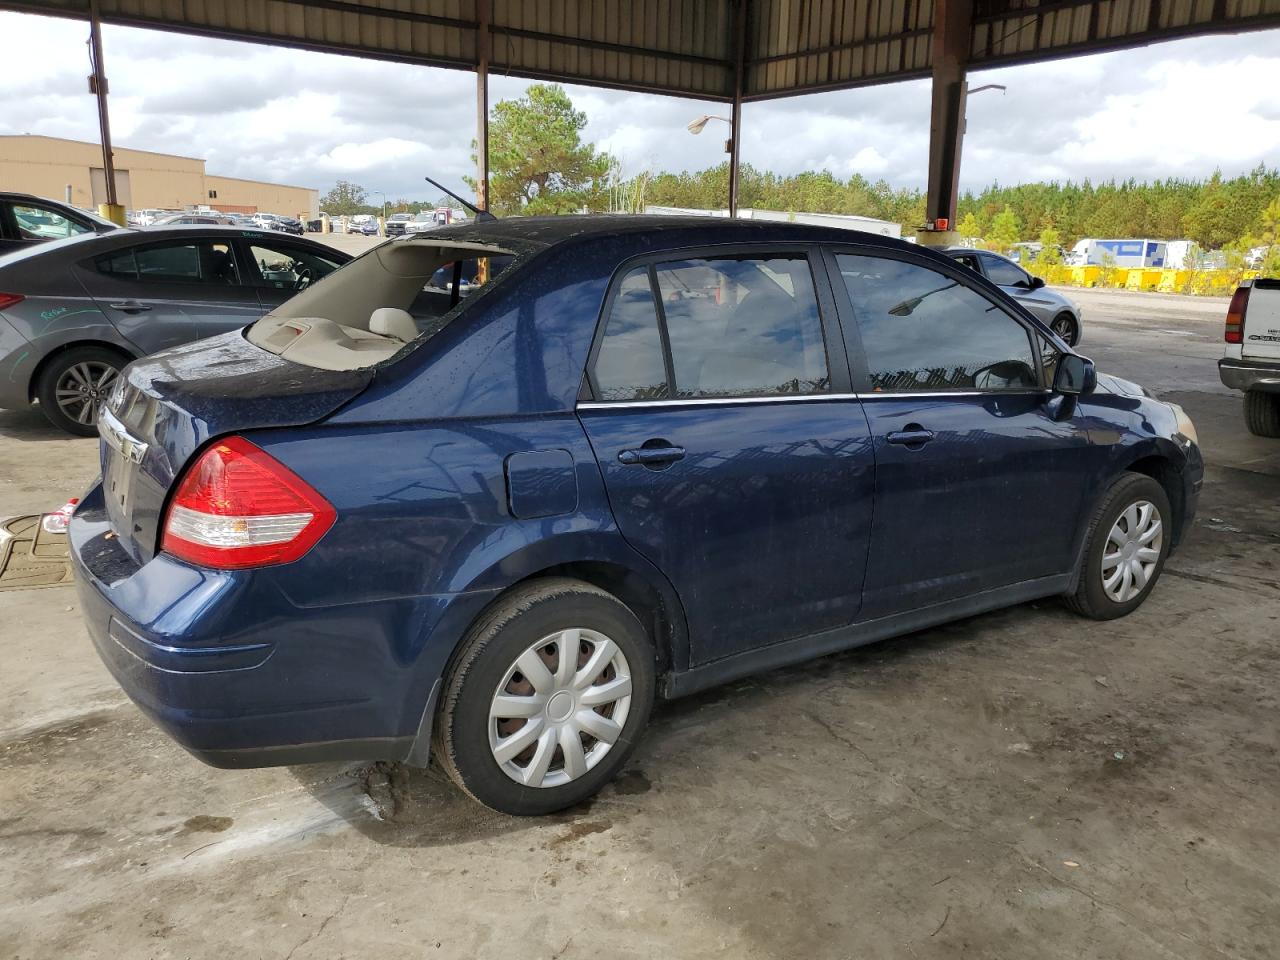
[0,191,121,255]
[944,248,1084,345]
[0,225,349,434]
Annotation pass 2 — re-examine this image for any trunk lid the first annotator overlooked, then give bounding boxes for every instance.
[1242,279,1280,362]
[98,329,372,564]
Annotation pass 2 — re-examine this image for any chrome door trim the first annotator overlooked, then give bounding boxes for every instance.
[577,389,1051,411]
[578,393,861,411]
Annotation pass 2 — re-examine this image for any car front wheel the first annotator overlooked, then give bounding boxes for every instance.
[434,578,655,815]
[1064,473,1172,620]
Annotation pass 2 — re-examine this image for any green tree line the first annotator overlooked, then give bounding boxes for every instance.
[641,162,1280,251]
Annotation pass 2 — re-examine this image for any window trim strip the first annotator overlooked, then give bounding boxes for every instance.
[576,388,1052,411]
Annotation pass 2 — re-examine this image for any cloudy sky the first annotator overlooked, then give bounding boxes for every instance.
[2,10,1277,204]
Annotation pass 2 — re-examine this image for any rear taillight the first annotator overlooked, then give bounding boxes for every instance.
[0,293,24,311]
[1225,286,1249,344]
[161,436,335,569]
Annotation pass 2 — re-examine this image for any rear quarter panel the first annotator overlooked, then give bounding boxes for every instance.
[0,294,135,407]
[251,412,672,735]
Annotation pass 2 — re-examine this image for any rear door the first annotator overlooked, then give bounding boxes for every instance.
[238,238,345,313]
[829,249,1095,618]
[577,249,876,666]
[78,236,262,352]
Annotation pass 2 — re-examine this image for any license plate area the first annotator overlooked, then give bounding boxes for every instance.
[98,405,149,538]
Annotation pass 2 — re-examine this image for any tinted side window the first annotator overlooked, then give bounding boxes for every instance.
[951,253,981,273]
[592,267,670,401]
[837,254,1037,392]
[654,256,828,398]
[981,254,1030,287]
[98,241,239,284]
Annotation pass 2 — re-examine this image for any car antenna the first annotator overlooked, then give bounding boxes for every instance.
[424,175,496,222]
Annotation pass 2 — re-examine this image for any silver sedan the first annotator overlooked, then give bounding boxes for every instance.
[944,247,1084,346]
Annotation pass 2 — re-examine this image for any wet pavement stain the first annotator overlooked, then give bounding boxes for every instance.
[182,815,234,833]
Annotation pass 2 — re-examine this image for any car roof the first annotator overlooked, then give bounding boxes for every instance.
[408,214,920,255]
[0,225,351,270]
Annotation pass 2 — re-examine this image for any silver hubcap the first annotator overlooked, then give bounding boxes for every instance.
[1101,499,1163,603]
[1053,316,1074,342]
[489,628,632,789]
[55,361,118,425]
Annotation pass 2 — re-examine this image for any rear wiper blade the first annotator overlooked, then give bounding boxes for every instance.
[424,175,496,222]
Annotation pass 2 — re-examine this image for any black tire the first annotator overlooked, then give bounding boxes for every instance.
[434,577,655,815]
[35,346,127,436]
[1064,473,1172,620]
[1051,312,1080,346]
[1244,390,1280,438]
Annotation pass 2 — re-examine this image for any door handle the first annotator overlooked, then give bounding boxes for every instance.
[109,301,152,313]
[618,445,686,466]
[886,425,935,447]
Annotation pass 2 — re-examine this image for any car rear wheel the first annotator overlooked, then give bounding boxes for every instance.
[1244,390,1280,438]
[434,577,655,815]
[1064,473,1171,620]
[35,346,126,436]
[1050,312,1080,346]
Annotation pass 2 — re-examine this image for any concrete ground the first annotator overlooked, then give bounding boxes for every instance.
[2,285,1277,960]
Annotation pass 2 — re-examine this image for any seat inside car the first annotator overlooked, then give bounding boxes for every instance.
[369,307,418,343]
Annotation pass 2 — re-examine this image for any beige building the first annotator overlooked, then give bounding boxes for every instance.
[0,135,318,219]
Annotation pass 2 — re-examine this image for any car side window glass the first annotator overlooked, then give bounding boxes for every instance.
[837,254,1038,392]
[13,203,91,240]
[96,241,238,284]
[592,267,670,402]
[654,256,828,398]
[952,253,981,273]
[248,243,340,289]
[981,254,1031,287]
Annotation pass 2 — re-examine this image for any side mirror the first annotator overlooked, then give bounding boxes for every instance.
[1054,354,1096,396]
[1029,275,1046,289]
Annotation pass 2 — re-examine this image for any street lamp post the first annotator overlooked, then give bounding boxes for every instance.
[686,114,738,217]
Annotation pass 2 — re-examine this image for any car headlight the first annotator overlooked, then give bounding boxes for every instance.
[1168,402,1198,448]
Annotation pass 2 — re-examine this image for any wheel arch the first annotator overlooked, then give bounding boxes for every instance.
[27,339,136,402]
[1120,451,1186,546]
[447,532,691,690]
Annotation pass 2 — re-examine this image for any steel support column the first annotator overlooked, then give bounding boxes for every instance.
[922,0,972,243]
[88,0,124,224]
[474,0,490,214]
[728,0,748,217]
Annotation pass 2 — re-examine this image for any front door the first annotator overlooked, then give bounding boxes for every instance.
[829,250,1097,620]
[239,238,345,315]
[578,252,876,666]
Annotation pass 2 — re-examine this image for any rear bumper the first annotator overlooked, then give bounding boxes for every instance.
[69,482,493,768]
[1219,358,1280,393]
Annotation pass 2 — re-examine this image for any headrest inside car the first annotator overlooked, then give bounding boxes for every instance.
[368,307,418,343]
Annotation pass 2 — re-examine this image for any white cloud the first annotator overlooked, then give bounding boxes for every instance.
[0,10,1276,203]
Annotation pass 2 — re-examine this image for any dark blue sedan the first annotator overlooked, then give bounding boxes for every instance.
[69,216,1203,814]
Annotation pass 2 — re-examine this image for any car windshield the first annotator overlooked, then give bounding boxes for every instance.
[413,213,432,221]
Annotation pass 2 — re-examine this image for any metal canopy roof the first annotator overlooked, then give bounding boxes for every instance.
[5,0,1278,102]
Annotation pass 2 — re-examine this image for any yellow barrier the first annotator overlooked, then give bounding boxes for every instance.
[1026,264,1262,298]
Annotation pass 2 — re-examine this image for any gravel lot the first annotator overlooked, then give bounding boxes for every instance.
[1,282,1277,960]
